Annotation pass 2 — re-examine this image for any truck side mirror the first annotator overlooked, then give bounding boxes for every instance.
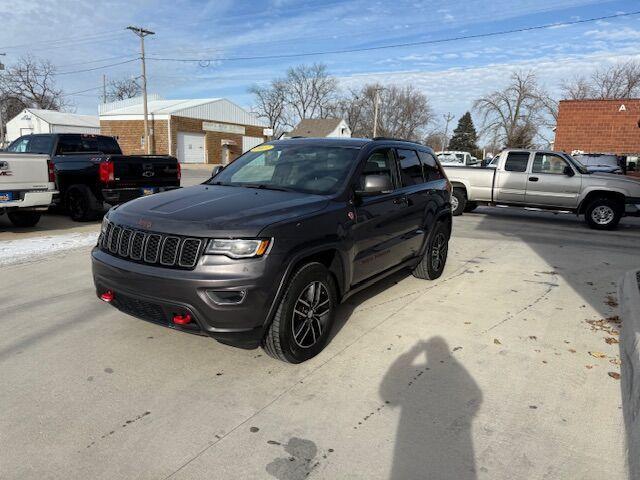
[356,174,393,196]
[212,165,224,177]
[563,165,575,177]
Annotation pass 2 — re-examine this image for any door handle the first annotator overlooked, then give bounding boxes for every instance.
[529,176,539,182]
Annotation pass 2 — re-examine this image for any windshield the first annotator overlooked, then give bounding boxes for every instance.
[209,144,361,194]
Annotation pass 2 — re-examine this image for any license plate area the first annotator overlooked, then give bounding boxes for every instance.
[0,192,14,202]
[141,187,157,196]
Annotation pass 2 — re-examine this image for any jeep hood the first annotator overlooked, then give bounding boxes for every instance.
[108,184,330,237]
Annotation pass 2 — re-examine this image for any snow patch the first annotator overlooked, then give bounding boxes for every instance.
[0,231,99,267]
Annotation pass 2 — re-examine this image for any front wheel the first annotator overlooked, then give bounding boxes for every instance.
[584,198,622,230]
[262,263,337,363]
[413,221,449,280]
[7,211,41,227]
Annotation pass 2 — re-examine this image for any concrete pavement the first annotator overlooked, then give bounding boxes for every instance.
[1,207,638,479]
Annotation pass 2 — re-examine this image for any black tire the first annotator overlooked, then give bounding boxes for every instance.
[66,185,102,222]
[464,201,478,213]
[584,197,622,230]
[451,188,467,216]
[413,221,449,280]
[7,211,41,228]
[262,262,337,363]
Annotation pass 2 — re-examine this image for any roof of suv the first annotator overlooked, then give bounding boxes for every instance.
[270,136,429,150]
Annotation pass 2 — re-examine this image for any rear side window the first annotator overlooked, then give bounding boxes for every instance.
[56,135,121,155]
[418,151,444,182]
[26,136,53,154]
[504,152,530,172]
[397,149,424,186]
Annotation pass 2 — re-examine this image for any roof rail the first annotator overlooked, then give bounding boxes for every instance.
[372,136,422,144]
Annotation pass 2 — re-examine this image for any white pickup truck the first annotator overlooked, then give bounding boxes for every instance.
[0,152,57,227]
[443,148,640,230]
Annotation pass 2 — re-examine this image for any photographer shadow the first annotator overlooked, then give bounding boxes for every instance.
[380,337,482,480]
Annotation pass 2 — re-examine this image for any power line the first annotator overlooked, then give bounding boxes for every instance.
[55,58,138,76]
[65,85,104,96]
[55,54,138,69]
[0,29,124,50]
[148,10,640,64]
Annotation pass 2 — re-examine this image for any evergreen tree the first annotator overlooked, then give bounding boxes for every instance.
[447,112,479,155]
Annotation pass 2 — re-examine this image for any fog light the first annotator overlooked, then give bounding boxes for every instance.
[173,313,192,325]
[206,290,246,305]
[100,290,114,303]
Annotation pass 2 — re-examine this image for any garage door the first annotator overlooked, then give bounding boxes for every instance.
[177,132,205,164]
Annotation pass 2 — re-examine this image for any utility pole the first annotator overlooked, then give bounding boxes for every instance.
[102,74,107,104]
[441,112,454,152]
[0,53,6,148]
[372,86,384,138]
[127,26,155,154]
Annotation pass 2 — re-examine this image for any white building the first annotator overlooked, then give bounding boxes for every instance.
[5,108,100,142]
[283,118,351,139]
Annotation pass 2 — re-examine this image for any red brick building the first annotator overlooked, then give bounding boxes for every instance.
[554,98,640,155]
[99,95,270,164]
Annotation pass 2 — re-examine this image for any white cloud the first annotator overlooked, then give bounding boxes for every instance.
[584,27,640,41]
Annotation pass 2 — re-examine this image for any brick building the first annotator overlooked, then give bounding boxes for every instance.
[99,95,270,164]
[554,98,640,155]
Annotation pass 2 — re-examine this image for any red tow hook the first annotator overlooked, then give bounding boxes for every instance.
[173,313,192,325]
[100,290,115,303]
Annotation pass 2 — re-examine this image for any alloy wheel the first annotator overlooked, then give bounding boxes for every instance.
[430,232,447,272]
[591,205,614,225]
[291,281,331,349]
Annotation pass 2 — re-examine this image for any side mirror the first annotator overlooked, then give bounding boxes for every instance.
[356,174,393,196]
[211,165,224,177]
[563,165,575,177]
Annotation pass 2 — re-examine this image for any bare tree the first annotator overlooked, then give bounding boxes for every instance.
[106,77,141,102]
[334,83,434,141]
[561,60,640,99]
[249,81,287,138]
[474,71,549,148]
[0,55,67,111]
[249,63,339,136]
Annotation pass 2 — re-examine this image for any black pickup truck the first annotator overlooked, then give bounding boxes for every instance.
[5,133,180,221]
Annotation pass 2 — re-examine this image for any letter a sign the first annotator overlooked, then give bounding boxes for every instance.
[619,104,627,112]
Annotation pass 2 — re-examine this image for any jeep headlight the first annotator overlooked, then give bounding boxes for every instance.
[205,238,271,259]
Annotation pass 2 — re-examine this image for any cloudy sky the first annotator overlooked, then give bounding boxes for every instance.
[1,0,639,128]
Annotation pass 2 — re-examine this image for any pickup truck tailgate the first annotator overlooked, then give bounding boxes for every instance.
[111,155,180,187]
[0,153,51,190]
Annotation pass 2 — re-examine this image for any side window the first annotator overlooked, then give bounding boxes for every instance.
[504,152,530,172]
[360,149,395,190]
[532,153,571,175]
[396,148,424,186]
[26,136,53,154]
[7,137,30,152]
[56,136,83,154]
[418,151,444,182]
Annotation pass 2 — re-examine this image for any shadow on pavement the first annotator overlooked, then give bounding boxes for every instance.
[380,338,482,480]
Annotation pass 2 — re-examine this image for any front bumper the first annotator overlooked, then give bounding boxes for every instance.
[0,190,56,210]
[101,186,180,205]
[91,248,286,348]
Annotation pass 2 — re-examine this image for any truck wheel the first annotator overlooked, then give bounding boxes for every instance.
[66,185,102,222]
[584,197,622,230]
[262,262,337,363]
[7,211,41,228]
[451,188,467,216]
[464,201,478,213]
[413,221,449,280]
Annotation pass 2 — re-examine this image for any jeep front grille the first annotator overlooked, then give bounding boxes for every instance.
[100,220,203,269]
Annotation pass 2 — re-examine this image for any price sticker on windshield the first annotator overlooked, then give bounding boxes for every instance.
[251,144,274,152]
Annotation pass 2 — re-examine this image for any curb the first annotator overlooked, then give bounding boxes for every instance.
[618,268,640,480]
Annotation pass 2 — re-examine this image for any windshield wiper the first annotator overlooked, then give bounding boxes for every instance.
[209,181,240,187]
[241,183,293,192]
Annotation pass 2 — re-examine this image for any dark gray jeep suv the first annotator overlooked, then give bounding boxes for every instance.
[92,138,452,363]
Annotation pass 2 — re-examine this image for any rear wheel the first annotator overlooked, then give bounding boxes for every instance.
[451,188,467,216]
[7,211,41,228]
[584,197,622,230]
[262,263,337,363]
[413,221,449,280]
[66,185,102,222]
